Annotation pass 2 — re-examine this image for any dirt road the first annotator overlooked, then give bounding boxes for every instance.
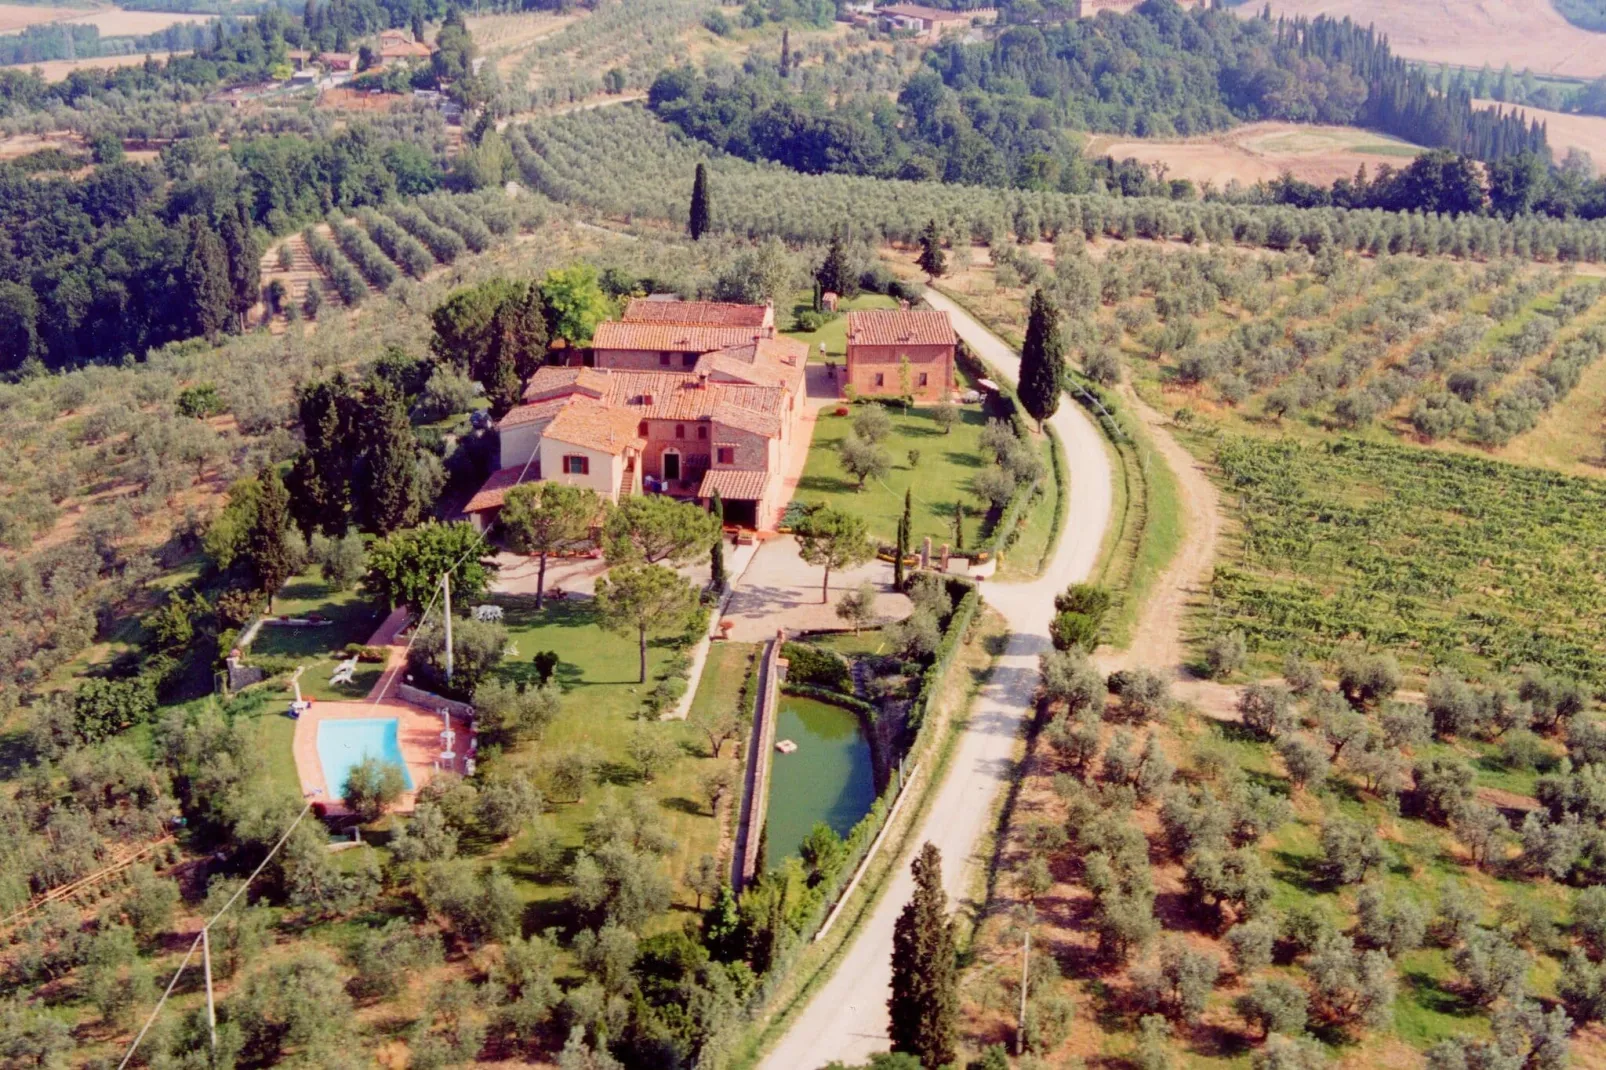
[758,291,1115,1069]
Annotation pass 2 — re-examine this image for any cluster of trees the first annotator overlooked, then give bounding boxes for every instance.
[0,18,218,67]
[929,1,1542,160]
[1259,151,1606,223]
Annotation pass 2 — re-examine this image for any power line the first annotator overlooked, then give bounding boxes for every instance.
[118,800,315,1069]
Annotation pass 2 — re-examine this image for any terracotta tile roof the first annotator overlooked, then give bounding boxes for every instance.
[542,400,646,453]
[711,402,782,438]
[496,397,567,430]
[523,366,609,403]
[592,322,772,353]
[464,466,538,513]
[698,468,770,501]
[623,298,771,328]
[880,3,970,20]
[698,337,808,389]
[846,309,956,347]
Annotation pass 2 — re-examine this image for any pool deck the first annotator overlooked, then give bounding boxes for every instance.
[290,607,469,816]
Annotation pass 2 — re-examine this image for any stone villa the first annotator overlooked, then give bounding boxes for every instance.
[844,307,957,402]
[464,299,808,531]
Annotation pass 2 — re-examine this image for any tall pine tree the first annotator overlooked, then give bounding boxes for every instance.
[245,467,294,610]
[917,219,946,278]
[710,489,726,591]
[894,487,911,591]
[184,216,233,342]
[689,162,711,241]
[220,201,260,332]
[888,842,957,1069]
[356,382,421,535]
[1019,288,1063,428]
[817,229,853,297]
[779,28,791,77]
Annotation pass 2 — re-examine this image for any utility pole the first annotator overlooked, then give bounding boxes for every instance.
[202,927,216,1051]
[442,570,453,684]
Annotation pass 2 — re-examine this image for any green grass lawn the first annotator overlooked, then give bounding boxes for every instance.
[254,570,388,702]
[782,291,899,363]
[993,430,1062,582]
[794,402,990,546]
[480,595,747,933]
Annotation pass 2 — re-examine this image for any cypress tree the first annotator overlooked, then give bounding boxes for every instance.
[817,229,853,297]
[779,28,791,78]
[184,216,233,342]
[246,467,294,610]
[689,162,711,241]
[917,219,946,278]
[504,283,550,378]
[952,501,964,552]
[710,490,726,591]
[894,488,910,591]
[888,842,957,1069]
[356,383,420,535]
[486,338,522,419]
[1019,288,1063,428]
[220,201,260,331]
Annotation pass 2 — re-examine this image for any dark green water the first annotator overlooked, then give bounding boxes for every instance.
[765,695,877,860]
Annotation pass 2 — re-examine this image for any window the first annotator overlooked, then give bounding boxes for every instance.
[874,373,885,387]
[675,424,685,439]
[563,455,589,475]
[684,353,697,367]
[638,421,649,436]
[717,447,735,465]
[918,372,929,387]
[697,425,707,440]
[659,353,671,366]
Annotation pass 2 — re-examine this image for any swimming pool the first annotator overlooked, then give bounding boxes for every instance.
[316,718,414,798]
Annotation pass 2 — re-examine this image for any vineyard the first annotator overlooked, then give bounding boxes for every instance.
[1204,435,1606,684]
[518,105,1606,261]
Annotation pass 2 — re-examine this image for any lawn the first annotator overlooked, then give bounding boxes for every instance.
[793,401,991,546]
[253,569,389,702]
[480,595,748,933]
[782,291,899,363]
[992,429,1063,582]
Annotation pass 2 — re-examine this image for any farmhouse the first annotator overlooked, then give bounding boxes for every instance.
[465,300,808,531]
[844,306,957,401]
[874,3,996,39]
[378,28,434,59]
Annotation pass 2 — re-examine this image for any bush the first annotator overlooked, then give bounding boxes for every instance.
[782,642,852,692]
[1204,631,1247,679]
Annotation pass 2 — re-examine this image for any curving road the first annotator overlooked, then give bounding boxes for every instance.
[759,289,1115,1069]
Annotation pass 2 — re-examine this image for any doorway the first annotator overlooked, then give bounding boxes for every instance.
[663,450,681,482]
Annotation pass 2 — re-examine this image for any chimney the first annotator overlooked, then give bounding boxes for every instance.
[899,299,910,311]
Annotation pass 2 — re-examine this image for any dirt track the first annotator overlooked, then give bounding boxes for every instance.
[1243,0,1606,79]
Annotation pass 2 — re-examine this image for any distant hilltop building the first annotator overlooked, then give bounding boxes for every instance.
[860,4,998,39]
[1075,0,1201,14]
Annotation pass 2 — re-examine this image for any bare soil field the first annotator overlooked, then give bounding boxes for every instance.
[0,2,85,33]
[13,50,179,78]
[1475,98,1606,173]
[0,129,79,158]
[0,3,213,36]
[63,7,213,34]
[1241,0,1606,79]
[1085,121,1420,189]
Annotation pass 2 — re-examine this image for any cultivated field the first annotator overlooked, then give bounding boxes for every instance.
[1242,0,1606,79]
[12,50,180,78]
[1086,122,1422,189]
[463,9,576,79]
[1475,98,1606,173]
[0,2,84,33]
[0,3,213,36]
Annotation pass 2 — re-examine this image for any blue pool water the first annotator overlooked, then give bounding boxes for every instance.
[316,718,414,796]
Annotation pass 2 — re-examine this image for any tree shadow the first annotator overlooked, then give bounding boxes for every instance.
[944,449,983,470]
[797,474,861,495]
[1401,968,1480,1018]
[1270,849,1324,893]
[660,796,704,817]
